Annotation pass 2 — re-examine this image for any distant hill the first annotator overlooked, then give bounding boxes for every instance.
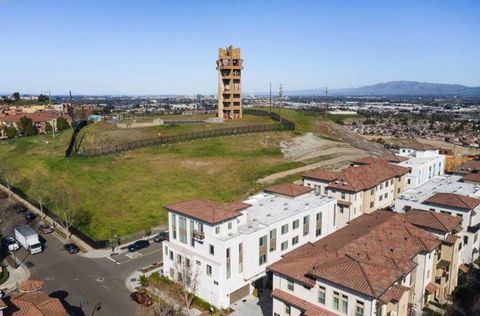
[283,81,480,97]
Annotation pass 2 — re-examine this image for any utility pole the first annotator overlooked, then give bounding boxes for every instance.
[269,82,272,115]
[279,84,284,128]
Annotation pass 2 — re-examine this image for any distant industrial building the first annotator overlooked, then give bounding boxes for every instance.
[216,46,243,119]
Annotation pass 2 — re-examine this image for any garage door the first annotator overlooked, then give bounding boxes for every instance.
[230,284,250,305]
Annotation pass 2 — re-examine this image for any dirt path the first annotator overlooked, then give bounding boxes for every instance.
[257,151,367,184]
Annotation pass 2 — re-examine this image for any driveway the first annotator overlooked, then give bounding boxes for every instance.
[231,289,272,316]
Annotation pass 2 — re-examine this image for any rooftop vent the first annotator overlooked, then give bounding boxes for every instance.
[267,213,272,217]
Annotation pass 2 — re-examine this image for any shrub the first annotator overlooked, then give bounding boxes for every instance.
[193,296,217,312]
[252,288,258,297]
[139,274,149,287]
[0,267,10,285]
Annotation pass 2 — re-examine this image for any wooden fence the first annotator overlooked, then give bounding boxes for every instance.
[78,110,295,157]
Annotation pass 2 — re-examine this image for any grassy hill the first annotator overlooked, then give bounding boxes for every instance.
[0,109,379,240]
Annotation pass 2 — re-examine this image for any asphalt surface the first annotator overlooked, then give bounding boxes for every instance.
[1,195,164,316]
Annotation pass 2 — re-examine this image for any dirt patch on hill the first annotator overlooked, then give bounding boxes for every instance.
[280,132,367,162]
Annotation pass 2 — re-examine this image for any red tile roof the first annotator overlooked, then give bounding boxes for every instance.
[303,170,341,182]
[400,141,437,151]
[269,210,440,299]
[0,112,66,123]
[378,284,410,303]
[272,289,337,316]
[453,160,480,174]
[305,162,409,193]
[337,200,352,207]
[351,155,408,165]
[10,291,68,316]
[424,193,480,210]
[165,199,250,224]
[425,282,438,294]
[264,183,313,197]
[463,173,480,183]
[405,209,463,233]
[444,234,459,245]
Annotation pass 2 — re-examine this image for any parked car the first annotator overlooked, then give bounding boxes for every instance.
[153,231,169,243]
[130,291,154,306]
[24,211,36,221]
[64,243,80,254]
[2,236,20,251]
[38,222,53,234]
[128,240,150,252]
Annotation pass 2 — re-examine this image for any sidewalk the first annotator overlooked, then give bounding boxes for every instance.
[0,264,30,293]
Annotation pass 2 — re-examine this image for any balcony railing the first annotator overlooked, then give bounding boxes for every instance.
[193,230,205,241]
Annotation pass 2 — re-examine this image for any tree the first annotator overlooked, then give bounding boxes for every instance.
[6,126,18,138]
[0,166,18,194]
[174,256,200,310]
[38,94,49,102]
[51,184,84,240]
[18,117,38,136]
[31,174,49,219]
[45,122,53,133]
[56,117,70,130]
[12,92,20,101]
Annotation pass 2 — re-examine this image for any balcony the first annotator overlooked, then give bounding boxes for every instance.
[193,230,205,242]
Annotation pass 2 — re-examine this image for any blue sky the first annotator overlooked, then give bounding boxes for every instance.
[1,0,479,95]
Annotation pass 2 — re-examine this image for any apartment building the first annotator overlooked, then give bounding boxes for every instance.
[404,209,463,304]
[303,159,410,228]
[216,45,243,120]
[394,175,480,264]
[162,183,337,308]
[395,143,445,188]
[269,210,447,316]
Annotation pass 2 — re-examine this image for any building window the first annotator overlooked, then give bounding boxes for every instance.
[292,236,299,245]
[293,219,299,229]
[172,213,177,239]
[206,265,212,276]
[239,242,243,273]
[333,292,348,314]
[177,254,182,264]
[196,260,201,266]
[281,241,288,251]
[215,226,220,234]
[318,286,326,304]
[269,229,277,252]
[209,244,215,255]
[341,192,346,200]
[287,280,294,291]
[303,215,309,236]
[259,254,267,265]
[179,217,187,244]
[285,304,291,315]
[228,222,232,230]
[164,246,168,256]
[370,201,374,208]
[259,235,267,247]
[407,179,411,185]
[370,188,374,195]
[384,193,388,199]
[464,236,469,246]
[355,301,364,316]
[379,195,383,201]
[186,258,191,268]
[169,251,173,260]
[281,224,289,235]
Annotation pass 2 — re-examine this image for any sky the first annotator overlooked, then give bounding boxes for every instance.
[0,0,479,95]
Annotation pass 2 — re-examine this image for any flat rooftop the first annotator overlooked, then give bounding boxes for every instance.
[398,175,480,204]
[219,192,335,240]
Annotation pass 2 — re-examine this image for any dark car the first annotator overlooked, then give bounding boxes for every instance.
[153,231,169,243]
[24,211,36,221]
[38,222,53,234]
[64,243,80,254]
[128,240,150,252]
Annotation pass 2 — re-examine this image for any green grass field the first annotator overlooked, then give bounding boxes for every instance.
[0,109,360,240]
[0,121,302,239]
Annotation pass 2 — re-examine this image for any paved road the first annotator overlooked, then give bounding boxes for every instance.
[1,196,164,316]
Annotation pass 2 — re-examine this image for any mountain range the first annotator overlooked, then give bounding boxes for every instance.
[282,81,480,97]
